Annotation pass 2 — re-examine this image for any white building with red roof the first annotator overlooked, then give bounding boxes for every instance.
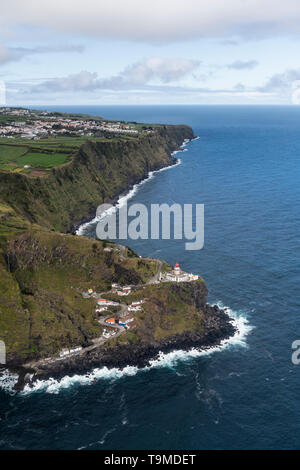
[163,262,199,283]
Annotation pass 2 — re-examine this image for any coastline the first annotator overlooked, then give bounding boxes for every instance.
[74,146,186,235]
[0,304,252,395]
[74,136,200,235]
[0,134,246,394]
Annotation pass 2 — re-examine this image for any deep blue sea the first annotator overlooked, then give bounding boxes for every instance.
[1,105,300,450]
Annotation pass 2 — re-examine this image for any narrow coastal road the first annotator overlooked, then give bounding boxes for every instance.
[147,260,163,284]
[117,244,126,260]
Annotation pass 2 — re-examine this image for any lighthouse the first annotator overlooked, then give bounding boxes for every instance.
[164,261,198,283]
[174,262,181,276]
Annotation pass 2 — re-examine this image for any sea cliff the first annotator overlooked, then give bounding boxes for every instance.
[0,120,236,388]
[0,125,193,233]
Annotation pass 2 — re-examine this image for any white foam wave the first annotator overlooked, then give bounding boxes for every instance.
[0,370,19,395]
[149,304,253,368]
[22,365,140,395]
[0,305,253,395]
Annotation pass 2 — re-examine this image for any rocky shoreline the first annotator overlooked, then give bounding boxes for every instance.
[15,304,236,391]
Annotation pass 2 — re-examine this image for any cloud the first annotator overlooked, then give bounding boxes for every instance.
[120,57,201,85]
[2,1,300,43]
[234,83,246,91]
[20,69,274,105]
[227,60,259,70]
[0,44,84,65]
[0,46,12,65]
[41,71,100,92]
[253,67,300,103]
[34,58,201,92]
[258,68,300,92]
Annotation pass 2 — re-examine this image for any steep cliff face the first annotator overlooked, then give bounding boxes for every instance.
[0,125,193,233]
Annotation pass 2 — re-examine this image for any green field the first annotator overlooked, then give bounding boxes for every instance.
[17,152,69,167]
[0,145,28,163]
[0,131,141,174]
[0,142,70,172]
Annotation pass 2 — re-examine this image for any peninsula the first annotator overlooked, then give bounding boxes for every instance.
[0,108,235,389]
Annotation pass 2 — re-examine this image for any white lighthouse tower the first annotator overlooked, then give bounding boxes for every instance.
[174,262,181,277]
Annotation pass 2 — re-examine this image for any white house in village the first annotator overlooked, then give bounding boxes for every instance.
[128,305,142,312]
[116,286,132,296]
[161,262,199,283]
[59,346,82,358]
[97,299,119,306]
[96,306,108,313]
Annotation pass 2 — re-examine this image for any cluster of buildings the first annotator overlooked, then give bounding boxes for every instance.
[50,260,200,361]
[160,262,199,283]
[0,108,32,117]
[0,108,142,140]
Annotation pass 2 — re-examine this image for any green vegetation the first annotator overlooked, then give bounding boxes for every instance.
[0,142,70,172]
[0,134,140,173]
[17,152,69,168]
[0,124,192,231]
[0,216,168,362]
[0,145,28,163]
[0,119,196,365]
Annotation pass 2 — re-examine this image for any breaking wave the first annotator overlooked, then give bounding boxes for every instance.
[0,370,19,396]
[0,304,253,395]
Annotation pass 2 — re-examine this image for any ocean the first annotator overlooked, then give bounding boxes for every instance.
[0,105,299,450]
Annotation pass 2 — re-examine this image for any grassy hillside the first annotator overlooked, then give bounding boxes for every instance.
[0,207,208,366]
[0,206,165,364]
[0,123,200,368]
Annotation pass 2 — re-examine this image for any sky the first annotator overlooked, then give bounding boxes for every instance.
[2,0,300,105]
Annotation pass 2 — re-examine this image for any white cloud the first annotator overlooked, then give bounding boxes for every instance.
[34,58,201,92]
[41,71,100,91]
[0,46,12,65]
[0,44,83,65]
[2,1,300,42]
[120,58,201,85]
[227,60,259,70]
[258,68,300,91]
